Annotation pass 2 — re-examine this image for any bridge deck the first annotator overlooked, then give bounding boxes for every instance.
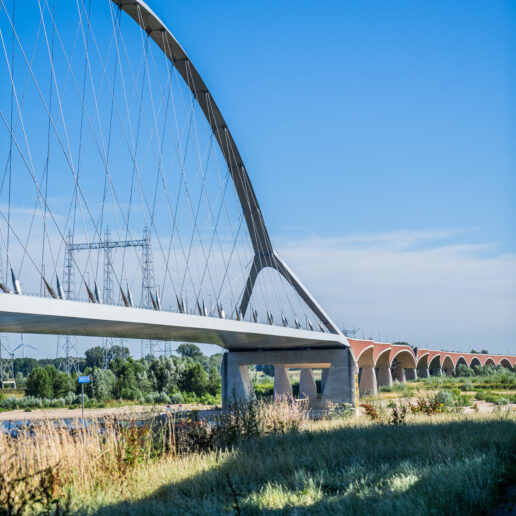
[0,295,348,351]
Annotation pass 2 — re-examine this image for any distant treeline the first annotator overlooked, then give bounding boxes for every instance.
[8,343,223,406]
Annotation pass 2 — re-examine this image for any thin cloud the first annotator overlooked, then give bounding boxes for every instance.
[278,230,516,355]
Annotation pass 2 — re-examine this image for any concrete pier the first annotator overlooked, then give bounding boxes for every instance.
[221,348,357,408]
[359,366,377,396]
[221,352,255,404]
[377,366,392,387]
[299,368,318,400]
[274,366,293,398]
[417,368,430,378]
[392,364,406,383]
[405,368,417,381]
[321,368,329,393]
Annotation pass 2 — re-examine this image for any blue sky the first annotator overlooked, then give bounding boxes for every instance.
[156,0,515,251]
[4,0,515,357]
[143,0,515,354]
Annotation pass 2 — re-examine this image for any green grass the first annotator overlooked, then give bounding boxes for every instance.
[78,412,516,515]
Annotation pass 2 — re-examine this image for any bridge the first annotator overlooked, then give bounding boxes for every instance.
[350,338,516,396]
[0,1,513,406]
[0,0,357,404]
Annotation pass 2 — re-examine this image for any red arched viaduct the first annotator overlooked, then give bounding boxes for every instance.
[347,338,516,396]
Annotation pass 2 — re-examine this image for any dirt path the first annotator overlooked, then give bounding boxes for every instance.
[0,403,216,422]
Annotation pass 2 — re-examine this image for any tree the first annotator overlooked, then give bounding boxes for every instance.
[109,345,130,361]
[110,357,151,400]
[470,349,479,354]
[179,361,209,396]
[89,368,116,400]
[256,364,274,377]
[177,343,203,361]
[207,366,221,396]
[52,369,74,397]
[85,346,104,369]
[26,367,53,398]
[13,358,38,377]
[148,356,183,394]
[481,349,489,354]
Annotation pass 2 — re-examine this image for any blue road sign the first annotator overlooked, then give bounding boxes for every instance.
[78,376,91,384]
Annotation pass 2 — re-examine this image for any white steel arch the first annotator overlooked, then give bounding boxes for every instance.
[114,0,341,335]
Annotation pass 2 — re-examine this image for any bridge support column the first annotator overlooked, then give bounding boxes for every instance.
[430,368,442,377]
[417,368,430,378]
[221,348,356,408]
[321,368,329,393]
[274,366,293,399]
[405,368,417,381]
[221,352,255,405]
[377,366,392,387]
[392,364,405,383]
[359,366,377,396]
[299,368,317,400]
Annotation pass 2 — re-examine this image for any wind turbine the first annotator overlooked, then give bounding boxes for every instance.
[11,335,37,359]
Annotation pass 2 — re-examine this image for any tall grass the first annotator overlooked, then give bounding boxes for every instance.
[1,404,515,515]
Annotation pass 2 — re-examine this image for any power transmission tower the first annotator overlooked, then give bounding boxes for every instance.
[102,228,115,368]
[141,226,156,309]
[0,337,15,389]
[0,252,15,388]
[140,227,168,358]
[56,231,80,374]
[61,228,156,365]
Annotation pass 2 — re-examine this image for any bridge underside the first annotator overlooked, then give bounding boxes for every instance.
[0,295,348,352]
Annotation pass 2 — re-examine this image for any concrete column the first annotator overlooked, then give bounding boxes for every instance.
[221,352,255,405]
[405,368,417,381]
[359,366,377,396]
[417,368,430,378]
[430,368,442,377]
[377,366,392,387]
[299,368,318,401]
[321,368,329,393]
[274,365,292,399]
[322,348,357,407]
[392,364,405,383]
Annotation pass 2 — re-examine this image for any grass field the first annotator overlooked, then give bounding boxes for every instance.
[1,402,515,515]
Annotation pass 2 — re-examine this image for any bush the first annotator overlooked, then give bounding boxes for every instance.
[170,392,184,404]
[462,381,474,392]
[435,389,454,407]
[155,392,171,404]
[378,385,393,393]
[456,364,474,377]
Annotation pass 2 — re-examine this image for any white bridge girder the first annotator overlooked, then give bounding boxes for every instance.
[0,294,349,352]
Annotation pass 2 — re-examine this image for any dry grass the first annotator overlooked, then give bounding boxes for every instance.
[1,405,515,515]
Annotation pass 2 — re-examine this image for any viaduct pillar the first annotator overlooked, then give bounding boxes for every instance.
[405,368,417,381]
[417,368,430,378]
[377,366,392,387]
[392,363,405,383]
[359,366,377,396]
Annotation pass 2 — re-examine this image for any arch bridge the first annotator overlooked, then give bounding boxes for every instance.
[0,0,356,406]
[350,339,516,396]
